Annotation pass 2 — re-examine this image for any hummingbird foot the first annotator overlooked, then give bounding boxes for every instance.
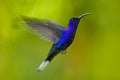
[61,50,66,54]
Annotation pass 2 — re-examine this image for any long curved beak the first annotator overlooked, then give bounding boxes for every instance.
[78,13,92,19]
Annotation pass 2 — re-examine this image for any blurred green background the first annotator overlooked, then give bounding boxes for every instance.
[0,0,120,80]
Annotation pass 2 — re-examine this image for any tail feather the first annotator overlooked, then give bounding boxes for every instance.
[37,60,49,71]
[37,44,61,71]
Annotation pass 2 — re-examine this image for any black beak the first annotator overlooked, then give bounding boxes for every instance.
[78,13,92,20]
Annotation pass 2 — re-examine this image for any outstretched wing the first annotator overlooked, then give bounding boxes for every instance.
[22,16,65,43]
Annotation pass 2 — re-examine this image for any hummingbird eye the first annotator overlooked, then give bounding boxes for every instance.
[70,17,79,22]
[72,18,78,21]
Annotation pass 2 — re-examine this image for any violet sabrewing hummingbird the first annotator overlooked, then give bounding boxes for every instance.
[22,13,91,71]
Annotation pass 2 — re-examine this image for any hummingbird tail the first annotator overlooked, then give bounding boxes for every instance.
[37,44,61,71]
[37,60,49,71]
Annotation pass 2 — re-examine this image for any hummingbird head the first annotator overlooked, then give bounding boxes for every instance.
[69,17,80,24]
[69,13,92,28]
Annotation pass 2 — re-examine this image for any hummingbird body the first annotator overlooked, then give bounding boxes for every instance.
[22,13,91,71]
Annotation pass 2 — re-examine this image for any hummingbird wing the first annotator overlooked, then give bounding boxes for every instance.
[22,16,65,43]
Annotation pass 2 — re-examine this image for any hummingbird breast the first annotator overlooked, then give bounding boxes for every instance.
[56,30,75,50]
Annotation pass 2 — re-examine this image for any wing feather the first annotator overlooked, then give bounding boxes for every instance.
[22,16,65,43]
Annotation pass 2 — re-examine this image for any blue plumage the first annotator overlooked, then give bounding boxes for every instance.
[22,13,91,71]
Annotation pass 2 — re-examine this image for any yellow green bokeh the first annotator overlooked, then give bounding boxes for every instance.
[0,0,120,80]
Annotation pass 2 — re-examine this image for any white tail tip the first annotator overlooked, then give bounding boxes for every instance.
[37,60,49,71]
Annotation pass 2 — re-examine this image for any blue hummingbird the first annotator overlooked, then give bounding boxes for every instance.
[22,13,91,71]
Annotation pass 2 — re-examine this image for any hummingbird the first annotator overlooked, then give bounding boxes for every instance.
[22,13,91,71]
